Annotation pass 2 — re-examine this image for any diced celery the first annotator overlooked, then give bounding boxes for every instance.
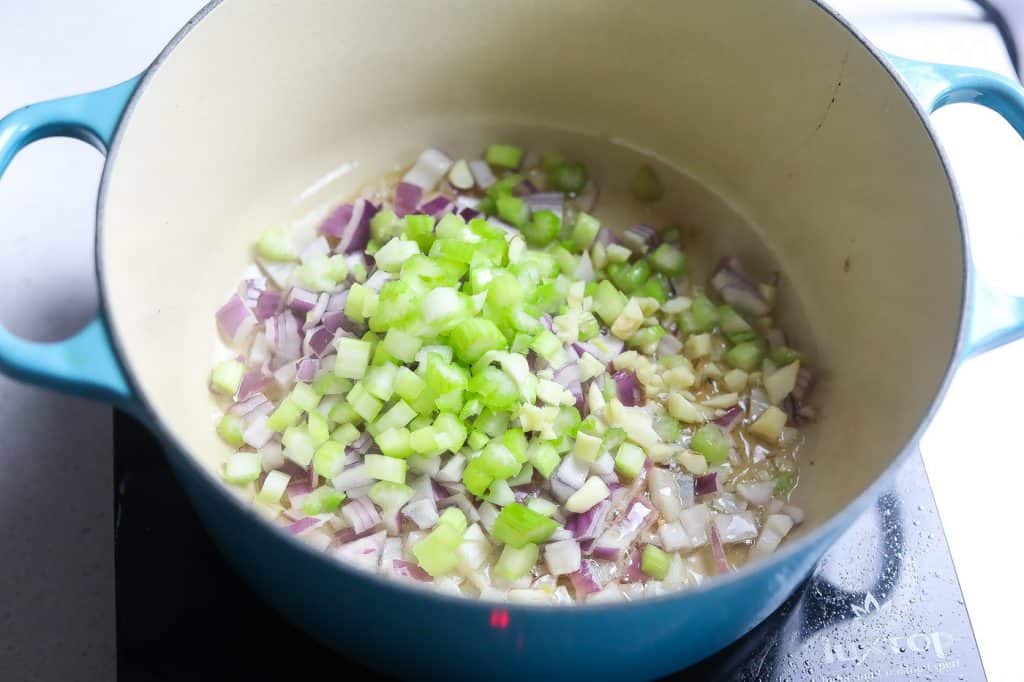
[334,338,372,379]
[210,360,245,396]
[307,410,330,446]
[522,210,560,246]
[302,486,346,515]
[530,330,562,363]
[528,441,561,478]
[438,506,468,534]
[429,238,477,264]
[485,479,516,506]
[526,497,558,517]
[571,213,601,252]
[592,280,628,325]
[494,542,538,581]
[382,328,422,364]
[346,382,383,422]
[485,143,523,169]
[413,522,464,577]
[421,286,472,334]
[501,428,529,463]
[491,503,559,548]
[468,430,489,450]
[462,457,494,496]
[267,398,304,432]
[608,260,651,294]
[497,194,530,229]
[688,295,719,332]
[479,442,521,480]
[332,423,360,445]
[394,367,427,403]
[692,423,730,464]
[256,225,297,261]
[374,238,421,273]
[369,480,414,514]
[371,208,403,242]
[628,325,666,350]
[364,453,408,484]
[410,425,443,457]
[289,382,320,412]
[313,373,351,396]
[448,318,508,364]
[641,544,671,579]
[650,243,686,276]
[468,367,519,411]
[328,400,360,426]
[223,451,261,484]
[653,415,681,442]
[615,442,646,479]
[548,160,588,194]
[402,213,436,251]
[724,341,765,372]
[363,363,398,402]
[217,414,245,447]
[433,412,468,452]
[282,426,316,467]
[313,440,347,478]
[296,254,343,292]
[375,427,414,459]
[372,401,416,435]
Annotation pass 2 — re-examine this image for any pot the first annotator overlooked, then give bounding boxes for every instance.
[1,1,1022,678]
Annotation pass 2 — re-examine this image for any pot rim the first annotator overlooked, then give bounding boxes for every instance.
[94,0,970,614]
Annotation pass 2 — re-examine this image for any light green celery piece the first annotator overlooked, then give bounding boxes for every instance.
[255,225,297,261]
[210,360,245,396]
[334,338,373,379]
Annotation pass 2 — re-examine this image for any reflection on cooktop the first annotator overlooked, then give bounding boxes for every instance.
[114,412,984,681]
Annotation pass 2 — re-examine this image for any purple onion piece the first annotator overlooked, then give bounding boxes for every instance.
[419,195,453,218]
[621,224,660,254]
[566,500,611,541]
[392,559,433,582]
[568,560,602,598]
[236,371,270,401]
[612,370,644,406]
[468,160,496,189]
[713,406,743,432]
[394,182,423,217]
[710,257,771,317]
[216,294,257,345]
[695,472,718,496]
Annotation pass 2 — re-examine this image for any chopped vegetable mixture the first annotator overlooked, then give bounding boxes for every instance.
[212,144,815,604]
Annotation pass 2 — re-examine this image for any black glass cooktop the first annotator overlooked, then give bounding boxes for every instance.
[114,411,986,681]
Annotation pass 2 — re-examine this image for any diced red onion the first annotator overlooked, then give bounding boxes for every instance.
[524,192,564,219]
[242,415,273,448]
[296,357,319,383]
[255,290,283,321]
[303,293,330,330]
[229,392,269,417]
[621,224,660,254]
[782,396,798,425]
[710,257,770,317]
[363,270,392,293]
[656,333,683,356]
[595,227,617,246]
[331,199,378,254]
[713,512,758,544]
[419,195,453,219]
[286,516,325,535]
[307,460,318,490]
[737,481,776,507]
[239,278,266,308]
[287,288,319,314]
[544,539,582,576]
[459,207,480,221]
[342,496,381,535]
[333,530,386,571]
[568,560,603,597]
[259,441,284,471]
[348,430,373,455]
[566,500,611,541]
[549,477,578,503]
[648,468,689,522]
[573,251,595,282]
[553,363,582,389]
[782,505,805,525]
[575,179,599,212]
[749,388,770,420]
[272,360,297,388]
[438,493,480,522]
[320,203,354,239]
[455,195,480,211]
[622,547,646,583]
[573,335,623,364]
[591,500,656,560]
[270,313,302,361]
[394,182,422,217]
[333,525,375,545]
[714,406,744,432]
[402,149,453,191]
[486,217,518,237]
[217,294,258,346]
[392,559,433,582]
[402,498,439,529]
[792,368,814,403]
[612,370,644,407]
[695,473,718,496]
[333,464,371,491]
[709,522,730,574]
[305,326,336,358]
[468,160,496,189]
[236,371,270,401]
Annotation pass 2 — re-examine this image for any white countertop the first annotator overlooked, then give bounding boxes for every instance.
[1,1,1021,680]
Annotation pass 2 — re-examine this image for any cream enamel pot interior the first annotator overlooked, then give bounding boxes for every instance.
[2,1,1024,678]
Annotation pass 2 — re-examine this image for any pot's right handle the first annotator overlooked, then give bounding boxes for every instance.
[0,77,140,409]
[887,54,1024,359]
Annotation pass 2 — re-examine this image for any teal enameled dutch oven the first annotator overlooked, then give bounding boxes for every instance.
[2,1,1023,678]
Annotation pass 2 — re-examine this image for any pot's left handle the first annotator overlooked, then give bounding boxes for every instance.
[887,54,1024,359]
[0,77,141,410]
